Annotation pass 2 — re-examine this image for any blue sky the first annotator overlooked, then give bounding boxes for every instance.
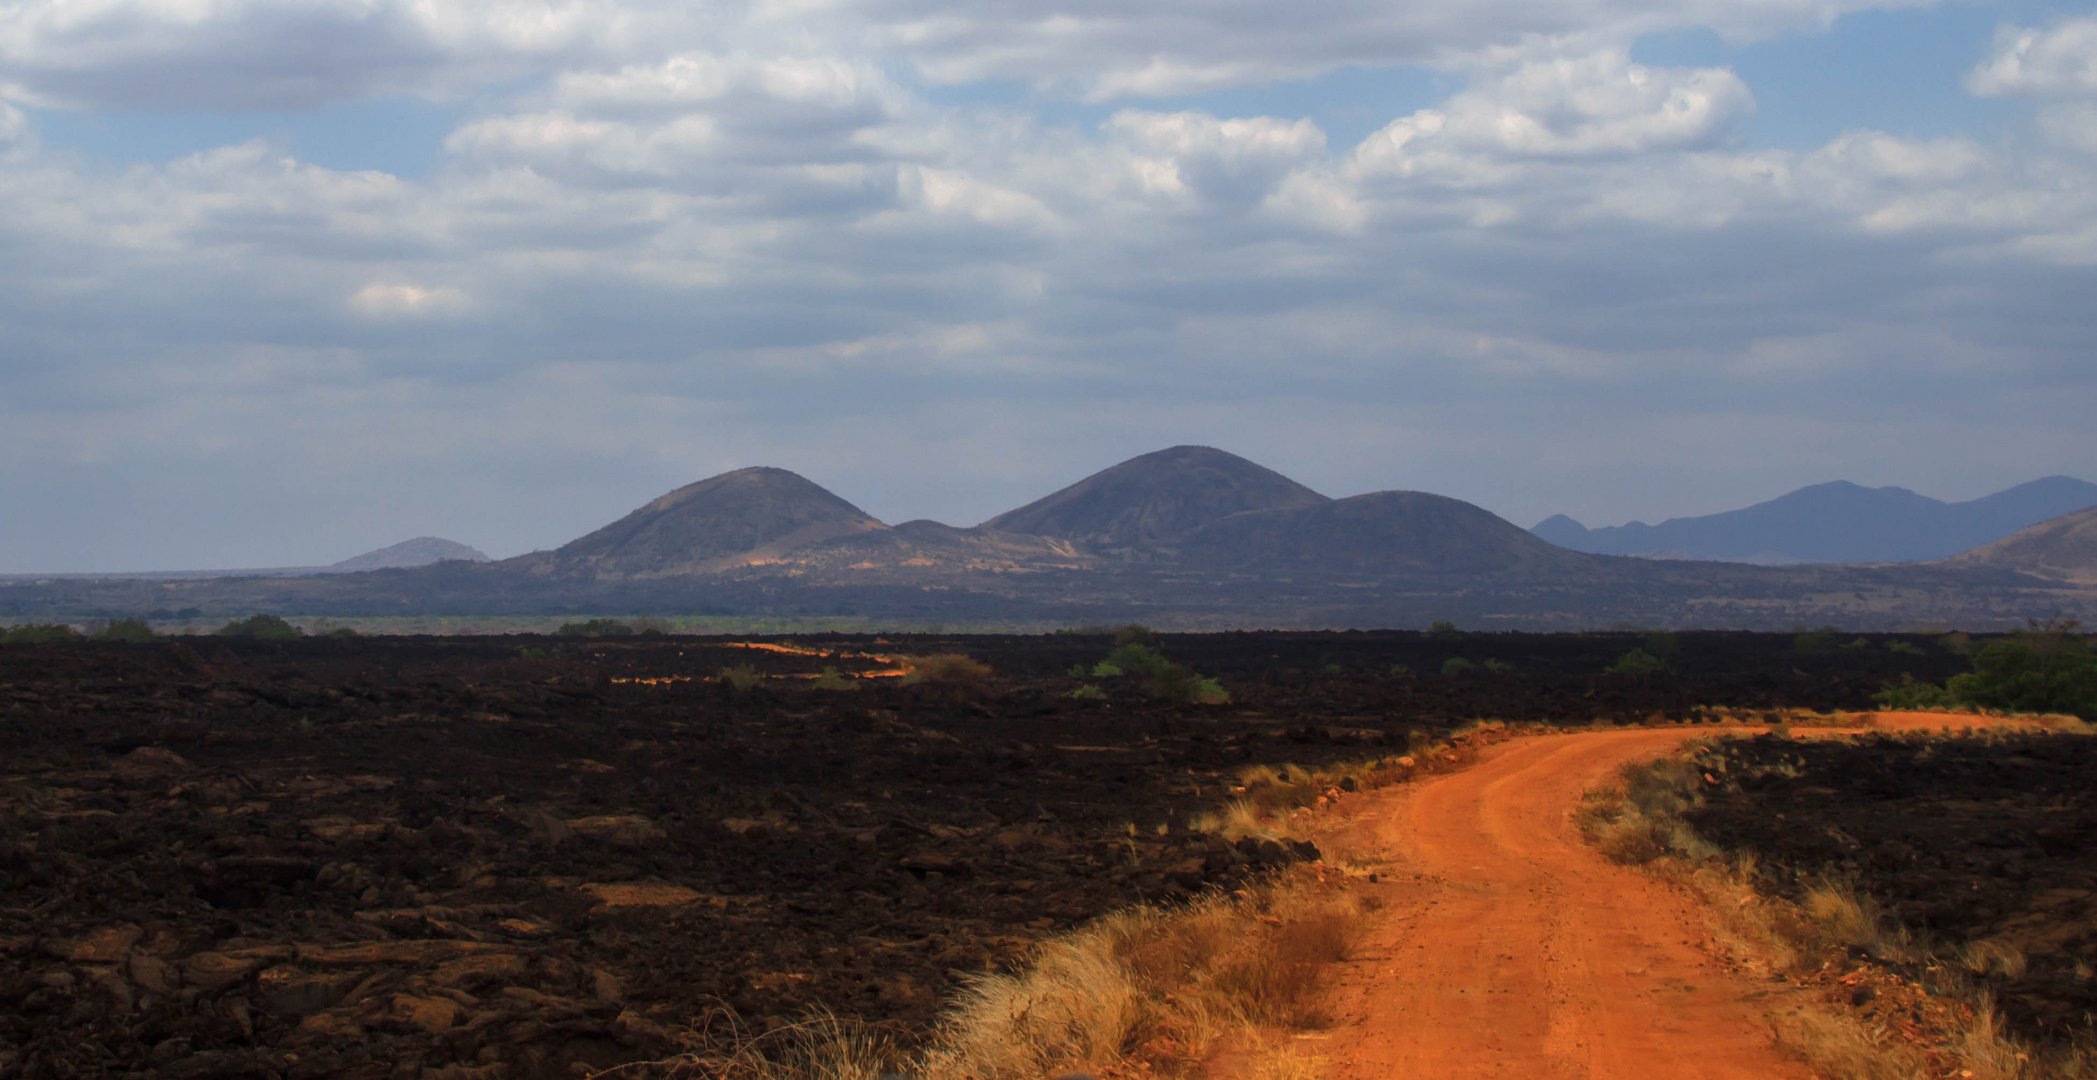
[1,0,2094,571]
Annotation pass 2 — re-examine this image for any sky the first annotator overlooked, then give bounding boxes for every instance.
[1,0,2094,571]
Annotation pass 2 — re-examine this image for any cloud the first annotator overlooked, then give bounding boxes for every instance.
[0,0,1938,112]
[1968,17,2097,99]
[1,6,2095,571]
[349,282,472,318]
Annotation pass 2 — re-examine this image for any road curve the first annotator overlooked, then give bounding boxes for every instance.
[1299,727,1806,1079]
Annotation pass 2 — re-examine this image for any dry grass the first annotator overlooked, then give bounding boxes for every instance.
[1582,740,2094,1080]
[915,868,1366,1078]
[898,653,994,687]
[604,856,1369,1079]
[588,1010,898,1079]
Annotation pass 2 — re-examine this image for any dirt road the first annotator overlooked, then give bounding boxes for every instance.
[1279,728,1784,1079]
[1271,714,2049,1078]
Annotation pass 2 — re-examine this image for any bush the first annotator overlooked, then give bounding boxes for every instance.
[811,666,859,692]
[1112,624,1159,647]
[1870,620,2097,718]
[1426,620,1462,640]
[1440,657,1475,677]
[1793,630,1838,655]
[718,664,761,691]
[217,613,304,639]
[1098,643,1172,680]
[1067,683,1108,701]
[1,623,80,645]
[1482,658,1514,675]
[1606,648,1668,678]
[93,618,154,642]
[557,618,634,637]
[1147,663,1230,705]
[902,653,993,687]
[1872,673,1953,710]
[1946,620,2097,717]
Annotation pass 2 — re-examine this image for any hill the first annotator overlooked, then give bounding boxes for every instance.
[1536,476,2097,564]
[5,448,2094,630]
[1182,491,1594,577]
[981,445,1328,554]
[330,537,489,571]
[1947,506,2097,584]
[537,467,888,578]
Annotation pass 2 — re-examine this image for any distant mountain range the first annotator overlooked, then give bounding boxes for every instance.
[1950,506,2097,584]
[0,537,489,582]
[1533,477,2097,565]
[329,537,489,572]
[3,447,2092,630]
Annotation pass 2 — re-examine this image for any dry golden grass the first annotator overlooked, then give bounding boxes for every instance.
[597,867,1368,1079]
[898,653,994,686]
[1584,741,2097,1080]
[915,868,1366,1078]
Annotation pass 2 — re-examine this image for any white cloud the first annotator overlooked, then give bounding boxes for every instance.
[0,0,1939,110]
[0,99,27,150]
[349,281,472,318]
[1,3,2095,571]
[1355,50,1752,168]
[1969,17,2097,99]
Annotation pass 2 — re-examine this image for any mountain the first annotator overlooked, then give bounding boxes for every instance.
[1530,514,1591,550]
[1534,476,2097,565]
[1182,491,1593,577]
[536,467,888,578]
[7,448,2095,630]
[1947,506,2097,583]
[331,537,489,572]
[981,445,1329,554]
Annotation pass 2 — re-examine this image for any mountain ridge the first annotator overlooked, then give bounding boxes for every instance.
[1535,475,2097,565]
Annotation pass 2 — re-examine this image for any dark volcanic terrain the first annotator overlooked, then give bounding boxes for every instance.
[1689,732,2097,1044]
[1,630,1975,1077]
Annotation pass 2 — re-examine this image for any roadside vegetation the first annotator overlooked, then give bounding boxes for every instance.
[1874,619,2097,719]
[1580,731,2097,1079]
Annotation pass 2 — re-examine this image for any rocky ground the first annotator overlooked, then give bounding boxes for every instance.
[1688,731,2097,1043]
[0,630,1971,1076]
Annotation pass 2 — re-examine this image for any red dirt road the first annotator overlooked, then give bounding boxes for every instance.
[1299,728,1798,1079]
[1269,714,2050,1079]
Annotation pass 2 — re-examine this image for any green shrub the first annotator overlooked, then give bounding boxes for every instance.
[1147,663,1230,704]
[217,613,304,639]
[1426,619,1462,640]
[1440,657,1475,676]
[1793,630,1838,655]
[1886,640,1924,656]
[1066,683,1108,701]
[93,618,154,642]
[1606,648,1668,678]
[1945,620,2097,717]
[557,618,635,637]
[1641,631,1681,662]
[1870,621,2097,718]
[1099,642,1172,679]
[811,666,859,692]
[1,623,80,644]
[1872,674,1953,710]
[718,664,761,691]
[1482,658,1514,675]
